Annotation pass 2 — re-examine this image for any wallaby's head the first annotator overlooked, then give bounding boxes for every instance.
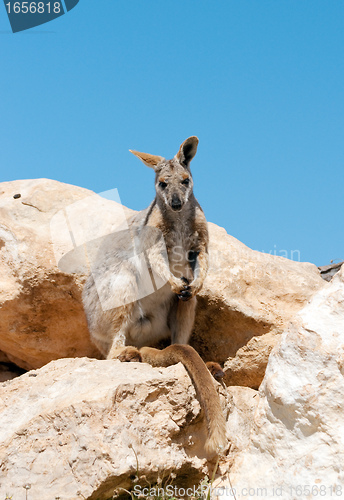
[129,136,198,212]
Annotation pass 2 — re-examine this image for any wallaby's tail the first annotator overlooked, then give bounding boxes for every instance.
[140,344,227,455]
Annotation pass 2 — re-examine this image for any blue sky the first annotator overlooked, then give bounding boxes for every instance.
[1,1,343,266]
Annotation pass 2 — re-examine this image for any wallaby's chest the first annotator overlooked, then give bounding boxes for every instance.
[143,202,203,280]
[165,226,199,280]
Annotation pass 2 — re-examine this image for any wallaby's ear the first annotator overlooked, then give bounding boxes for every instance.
[176,136,199,167]
[129,150,164,170]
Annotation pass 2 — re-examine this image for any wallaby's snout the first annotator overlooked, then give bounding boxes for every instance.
[157,167,192,213]
[171,193,182,211]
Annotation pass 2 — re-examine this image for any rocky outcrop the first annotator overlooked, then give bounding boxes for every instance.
[0,178,341,497]
[2,258,343,499]
[0,357,226,499]
[0,179,137,370]
[215,265,344,497]
[0,179,101,370]
[194,223,325,387]
[0,179,325,387]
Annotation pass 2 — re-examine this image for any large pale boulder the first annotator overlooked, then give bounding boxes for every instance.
[224,386,259,457]
[215,265,344,498]
[0,357,223,499]
[193,223,325,387]
[0,179,325,387]
[0,179,133,370]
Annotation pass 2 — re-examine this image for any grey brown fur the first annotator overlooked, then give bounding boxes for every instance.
[82,137,227,454]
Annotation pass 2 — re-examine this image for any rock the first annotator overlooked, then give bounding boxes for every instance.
[0,179,134,370]
[192,223,325,388]
[0,179,325,386]
[0,357,225,499]
[215,265,344,497]
[318,261,344,281]
[225,386,259,455]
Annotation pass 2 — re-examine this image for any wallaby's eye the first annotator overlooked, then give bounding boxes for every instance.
[159,181,167,189]
[182,178,190,186]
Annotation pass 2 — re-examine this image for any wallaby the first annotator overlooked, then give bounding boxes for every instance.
[82,136,227,454]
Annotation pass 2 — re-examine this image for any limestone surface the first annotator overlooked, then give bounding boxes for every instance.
[215,266,344,498]
[0,357,215,499]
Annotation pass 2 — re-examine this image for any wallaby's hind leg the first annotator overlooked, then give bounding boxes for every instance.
[169,296,197,345]
[108,345,142,362]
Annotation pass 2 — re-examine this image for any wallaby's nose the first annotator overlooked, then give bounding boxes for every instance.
[171,194,182,211]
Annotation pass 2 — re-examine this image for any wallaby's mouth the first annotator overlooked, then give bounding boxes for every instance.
[171,203,183,211]
[171,194,182,211]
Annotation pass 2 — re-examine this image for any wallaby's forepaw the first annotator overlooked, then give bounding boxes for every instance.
[187,278,204,297]
[118,347,142,363]
[170,276,192,301]
[206,361,225,381]
[177,288,192,301]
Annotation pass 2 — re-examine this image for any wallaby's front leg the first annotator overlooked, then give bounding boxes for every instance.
[169,296,197,344]
[189,247,209,296]
[146,235,190,295]
[187,207,209,297]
